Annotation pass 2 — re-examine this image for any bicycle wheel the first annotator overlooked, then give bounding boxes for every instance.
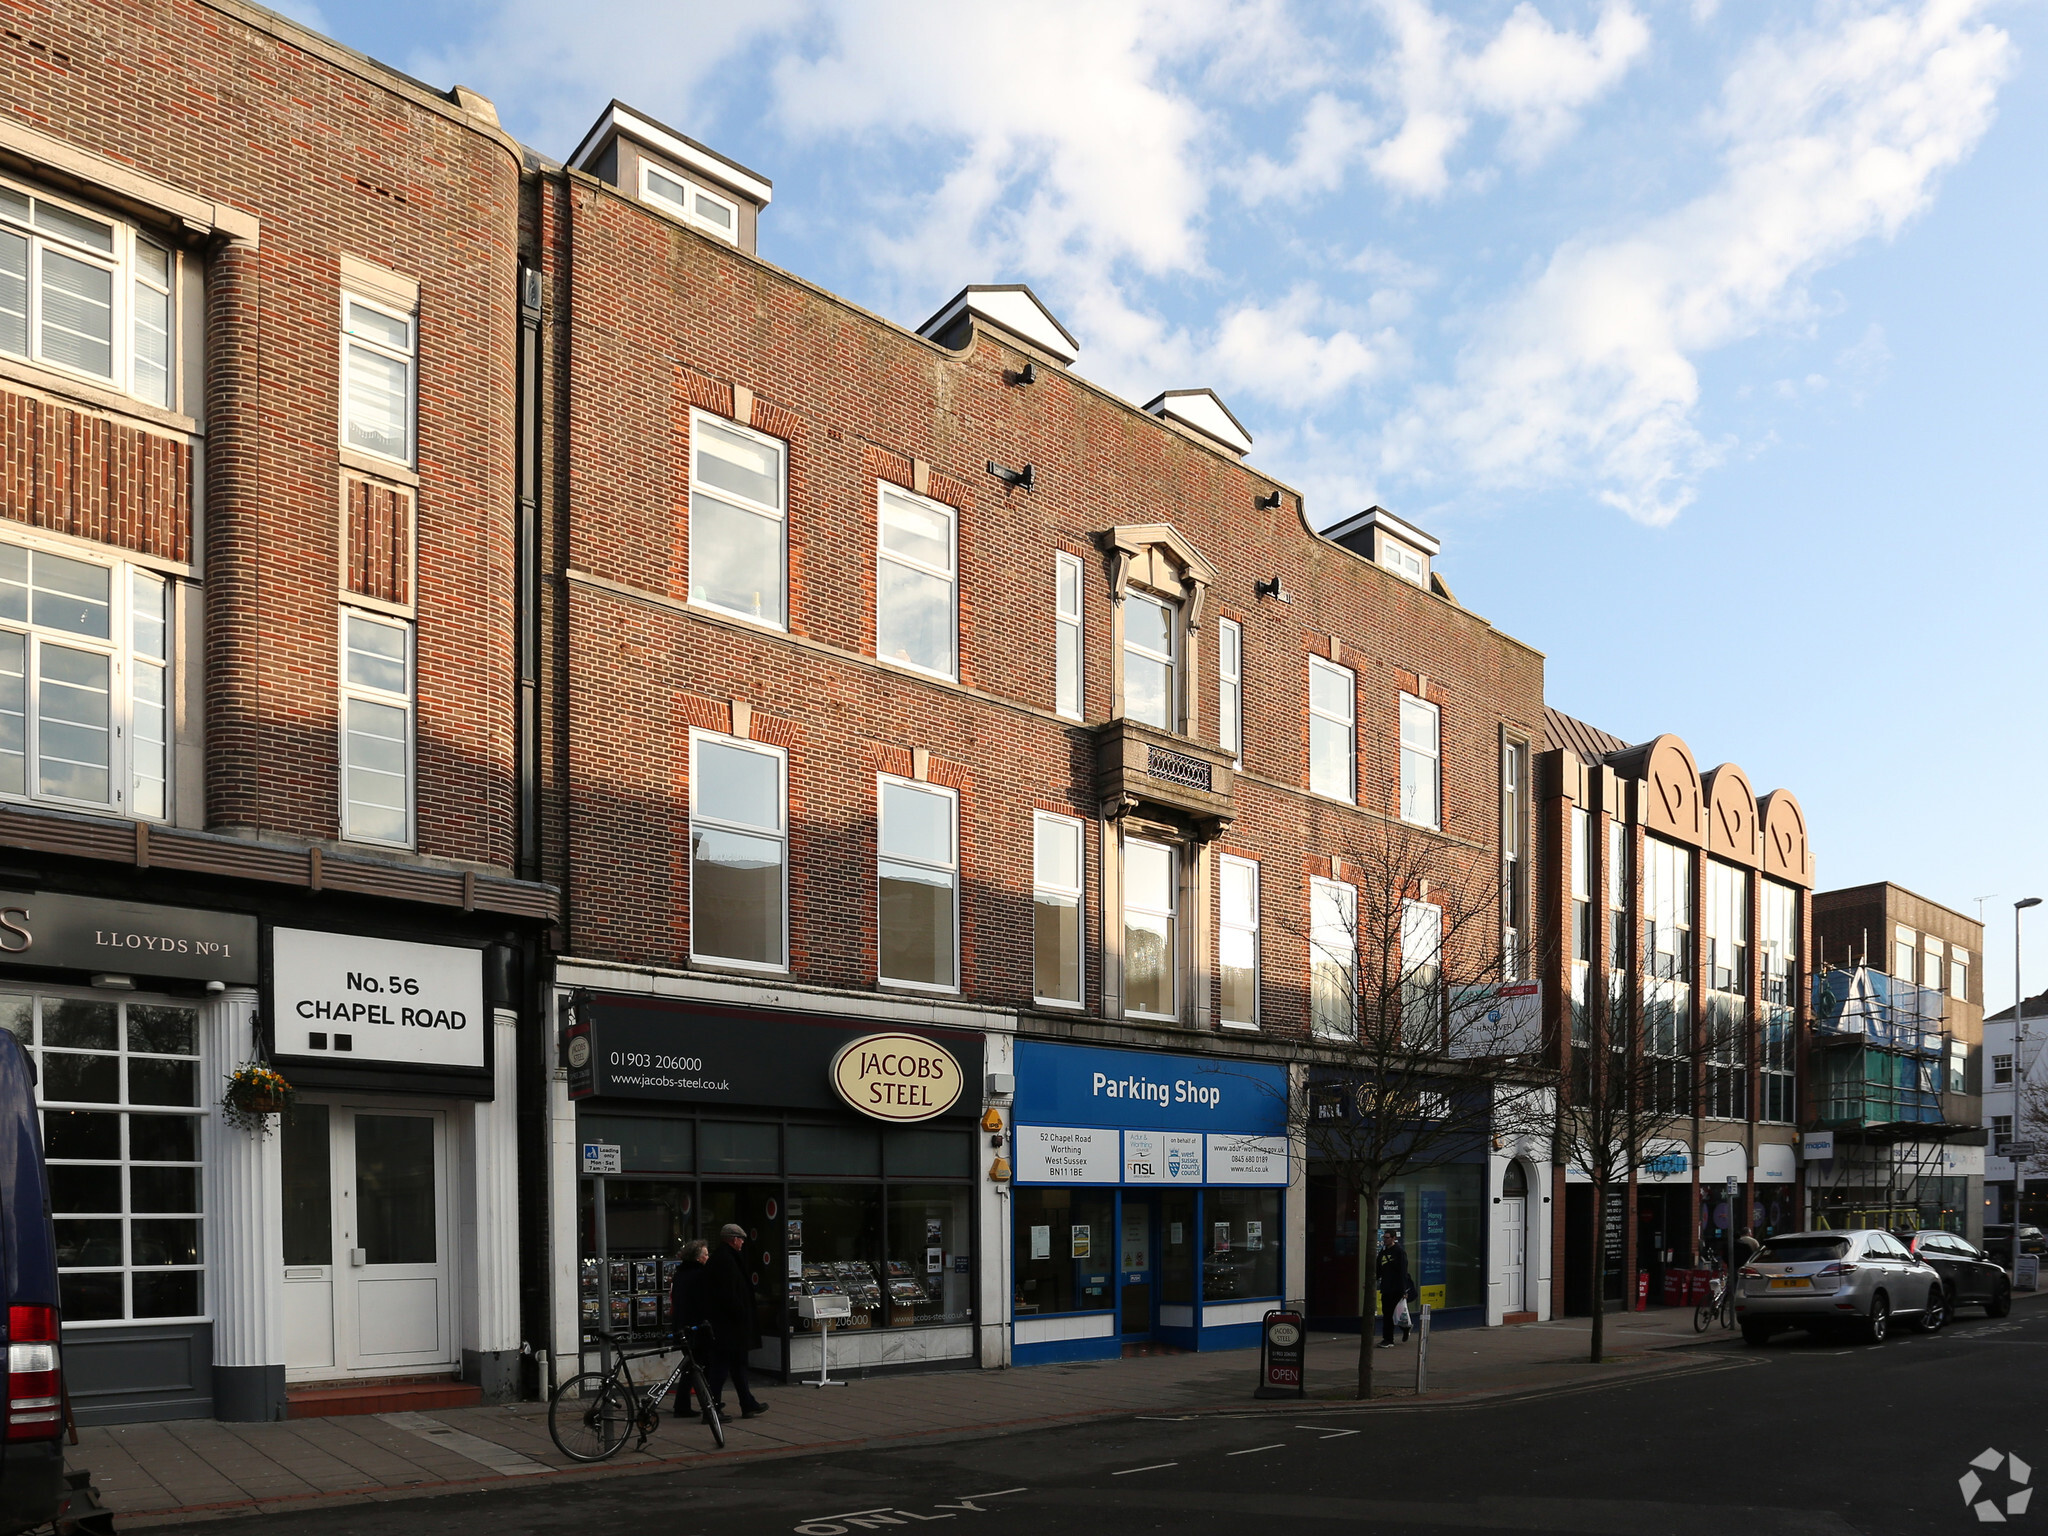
[1693,1299,1712,1333]
[689,1362,725,1449]
[550,1371,636,1463]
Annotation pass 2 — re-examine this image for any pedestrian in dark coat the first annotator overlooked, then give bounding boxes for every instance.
[703,1224,768,1416]
[1376,1229,1411,1348]
[669,1240,711,1415]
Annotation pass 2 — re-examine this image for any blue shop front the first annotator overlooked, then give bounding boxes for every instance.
[1008,1040,1289,1365]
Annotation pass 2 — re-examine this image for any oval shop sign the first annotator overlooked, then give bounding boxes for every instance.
[829,1032,965,1123]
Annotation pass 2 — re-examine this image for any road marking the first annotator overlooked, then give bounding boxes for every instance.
[378,1411,549,1476]
[1297,1426,1360,1439]
[1113,1463,1180,1476]
[1229,1444,1285,1456]
[1135,1415,1197,1421]
[957,1489,1027,1499]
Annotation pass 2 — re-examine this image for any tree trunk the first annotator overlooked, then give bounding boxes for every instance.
[1357,1181,1378,1399]
[1588,1176,1606,1364]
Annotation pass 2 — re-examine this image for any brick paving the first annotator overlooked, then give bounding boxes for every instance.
[73,1308,1750,1528]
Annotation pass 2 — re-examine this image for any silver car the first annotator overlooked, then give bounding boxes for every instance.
[1734,1229,1946,1345]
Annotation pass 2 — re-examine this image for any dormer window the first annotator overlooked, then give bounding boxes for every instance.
[1122,590,1178,730]
[641,162,740,245]
[1381,538,1427,587]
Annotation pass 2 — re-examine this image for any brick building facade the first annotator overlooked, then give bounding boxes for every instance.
[532,104,1550,1376]
[0,1,554,1423]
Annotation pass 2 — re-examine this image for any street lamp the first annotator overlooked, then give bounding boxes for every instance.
[2015,896,2042,1285]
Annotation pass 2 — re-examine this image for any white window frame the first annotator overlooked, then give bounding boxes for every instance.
[1307,656,1354,803]
[875,483,958,681]
[688,729,788,973]
[0,175,175,410]
[1310,874,1357,1040]
[1032,811,1085,1008]
[1993,1054,2014,1086]
[687,406,788,630]
[0,536,170,819]
[1219,853,1259,1030]
[1121,589,1179,732]
[1218,617,1242,766]
[6,985,207,1327]
[338,607,415,849]
[1054,551,1084,720]
[1923,941,1943,998]
[1399,693,1441,829]
[1401,896,1444,1041]
[1122,836,1179,1021]
[339,290,417,468]
[1380,537,1427,586]
[1994,1114,2014,1144]
[639,161,742,245]
[1951,950,1969,1002]
[876,775,960,994]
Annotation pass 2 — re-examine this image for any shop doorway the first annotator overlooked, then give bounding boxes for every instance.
[1306,1176,1360,1322]
[1119,1195,1155,1337]
[281,1103,454,1378]
[1500,1162,1528,1312]
[701,1183,786,1375]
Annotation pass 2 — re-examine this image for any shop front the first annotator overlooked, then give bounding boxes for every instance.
[0,887,524,1424]
[559,994,986,1380]
[1007,1040,1288,1365]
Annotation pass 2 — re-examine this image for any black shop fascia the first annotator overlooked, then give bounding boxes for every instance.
[563,994,986,1368]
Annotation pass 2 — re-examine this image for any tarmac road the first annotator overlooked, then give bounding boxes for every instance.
[182,1303,2045,1536]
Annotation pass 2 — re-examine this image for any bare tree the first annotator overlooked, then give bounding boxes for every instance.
[1550,962,1748,1362]
[1272,814,1551,1400]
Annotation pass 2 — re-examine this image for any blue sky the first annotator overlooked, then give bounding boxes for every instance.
[308,0,2048,1007]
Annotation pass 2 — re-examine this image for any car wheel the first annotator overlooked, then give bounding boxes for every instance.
[1741,1321,1773,1346]
[1920,1287,1946,1334]
[1989,1280,2012,1318]
[1865,1291,1890,1344]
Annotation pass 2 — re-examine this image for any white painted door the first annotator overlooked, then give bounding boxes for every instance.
[337,1109,451,1370]
[281,1102,453,1377]
[1501,1195,1527,1312]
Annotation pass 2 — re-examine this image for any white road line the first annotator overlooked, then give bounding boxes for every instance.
[1112,1463,1180,1476]
[1228,1444,1285,1456]
[1297,1426,1360,1439]
[958,1489,1028,1498]
[808,1509,897,1522]
[378,1411,548,1477]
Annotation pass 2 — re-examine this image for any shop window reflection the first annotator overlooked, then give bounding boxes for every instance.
[1013,1186,1116,1314]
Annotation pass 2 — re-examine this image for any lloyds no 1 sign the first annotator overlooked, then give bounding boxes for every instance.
[271,928,486,1070]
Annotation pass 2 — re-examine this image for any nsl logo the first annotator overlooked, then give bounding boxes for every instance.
[1962,1449,2033,1523]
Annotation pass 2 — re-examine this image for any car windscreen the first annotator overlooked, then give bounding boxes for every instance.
[1756,1237,1849,1264]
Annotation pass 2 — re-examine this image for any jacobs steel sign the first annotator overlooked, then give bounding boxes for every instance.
[829,1032,965,1123]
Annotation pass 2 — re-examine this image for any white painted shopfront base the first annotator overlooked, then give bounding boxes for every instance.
[789,1324,975,1375]
[1013,1312,1114,1346]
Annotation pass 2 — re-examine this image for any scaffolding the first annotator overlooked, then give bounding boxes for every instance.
[1809,966,1975,1233]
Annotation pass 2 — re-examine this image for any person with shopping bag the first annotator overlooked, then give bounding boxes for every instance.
[1376,1228,1411,1349]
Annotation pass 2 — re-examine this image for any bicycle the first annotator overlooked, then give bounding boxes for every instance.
[549,1327,725,1462]
[1693,1267,1736,1333]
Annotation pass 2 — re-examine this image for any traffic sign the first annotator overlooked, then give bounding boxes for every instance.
[581,1141,621,1175]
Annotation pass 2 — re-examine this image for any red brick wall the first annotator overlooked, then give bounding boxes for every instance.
[344,476,412,606]
[543,173,1547,1028]
[2,0,519,866]
[0,390,191,561]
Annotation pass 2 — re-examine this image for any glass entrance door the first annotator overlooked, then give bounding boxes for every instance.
[701,1183,787,1375]
[1119,1195,1155,1337]
[280,1102,452,1377]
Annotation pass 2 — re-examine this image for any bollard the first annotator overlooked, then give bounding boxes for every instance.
[1415,1303,1431,1394]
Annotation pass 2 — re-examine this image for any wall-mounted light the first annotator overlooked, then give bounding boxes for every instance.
[1006,363,1038,386]
[1255,490,1282,510]
[987,460,1035,491]
[1255,576,1291,602]
[90,974,135,991]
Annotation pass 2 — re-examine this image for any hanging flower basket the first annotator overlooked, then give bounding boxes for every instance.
[222,1063,295,1134]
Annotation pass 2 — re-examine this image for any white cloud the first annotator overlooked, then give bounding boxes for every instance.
[1383,1,2011,524]
[1249,1,1650,202]
[1209,285,1398,408]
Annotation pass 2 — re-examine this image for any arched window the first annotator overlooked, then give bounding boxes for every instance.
[1502,1161,1528,1198]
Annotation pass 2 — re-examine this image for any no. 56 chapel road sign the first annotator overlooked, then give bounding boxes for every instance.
[581,1142,621,1175]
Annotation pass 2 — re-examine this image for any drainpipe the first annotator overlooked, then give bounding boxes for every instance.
[515,265,542,880]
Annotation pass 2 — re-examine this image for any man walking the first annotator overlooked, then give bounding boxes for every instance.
[704,1223,770,1418]
[1376,1228,1411,1349]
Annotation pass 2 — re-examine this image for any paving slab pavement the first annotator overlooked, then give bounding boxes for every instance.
[64,1305,1778,1528]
